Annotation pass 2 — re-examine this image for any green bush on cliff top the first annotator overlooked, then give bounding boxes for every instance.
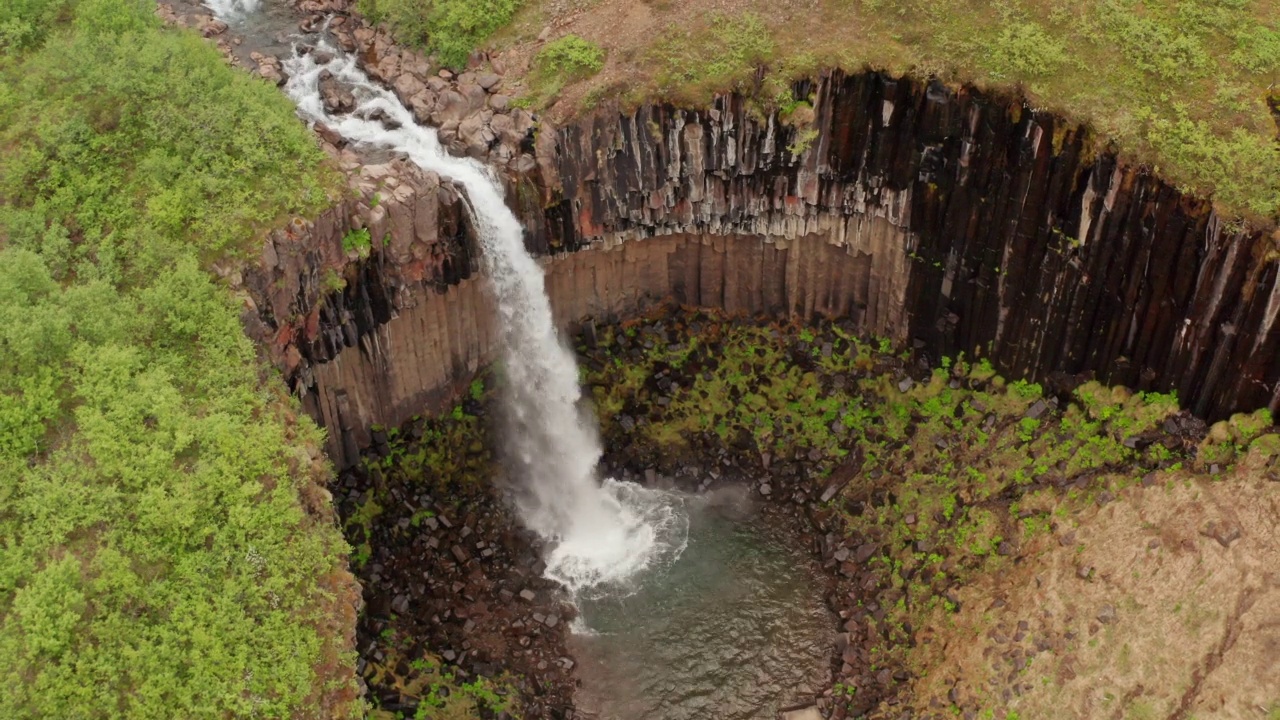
[536,34,605,78]
[1,0,338,283]
[356,0,521,68]
[0,2,354,718]
[521,34,605,107]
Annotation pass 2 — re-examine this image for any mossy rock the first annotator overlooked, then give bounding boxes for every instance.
[1245,432,1280,462]
[1197,425,1238,468]
[1206,420,1233,445]
[967,359,997,382]
[1228,408,1273,444]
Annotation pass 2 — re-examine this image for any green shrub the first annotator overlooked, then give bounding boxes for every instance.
[520,34,605,106]
[985,21,1067,79]
[654,12,775,96]
[1143,110,1280,218]
[1097,0,1212,81]
[0,251,354,720]
[0,2,354,717]
[0,1,337,284]
[536,34,605,78]
[356,0,520,68]
[0,0,74,54]
[342,227,373,256]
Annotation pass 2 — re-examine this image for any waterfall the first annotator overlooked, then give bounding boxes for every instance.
[276,41,686,595]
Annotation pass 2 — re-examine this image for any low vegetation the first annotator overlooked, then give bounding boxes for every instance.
[521,34,605,107]
[0,1,355,717]
[364,651,517,720]
[355,0,521,68]
[574,307,1279,717]
[0,0,338,283]
[651,13,775,98]
[497,0,1280,222]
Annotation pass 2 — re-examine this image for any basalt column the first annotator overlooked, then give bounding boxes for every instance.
[246,70,1279,466]
[551,70,1280,420]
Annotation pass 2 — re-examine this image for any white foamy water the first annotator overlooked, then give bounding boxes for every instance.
[204,0,260,19]
[276,38,687,597]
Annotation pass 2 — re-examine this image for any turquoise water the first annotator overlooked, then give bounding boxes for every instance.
[570,489,833,720]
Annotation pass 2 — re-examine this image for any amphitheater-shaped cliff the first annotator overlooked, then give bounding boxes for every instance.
[241,69,1279,467]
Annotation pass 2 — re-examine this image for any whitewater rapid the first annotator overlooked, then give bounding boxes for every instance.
[271,37,686,596]
[204,0,260,19]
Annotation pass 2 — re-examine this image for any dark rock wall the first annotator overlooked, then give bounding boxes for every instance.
[294,232,875,467]
[552,70,1280,419]
[245,70,1280,465]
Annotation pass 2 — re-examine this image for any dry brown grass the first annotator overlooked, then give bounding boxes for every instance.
[907,453,1280,718]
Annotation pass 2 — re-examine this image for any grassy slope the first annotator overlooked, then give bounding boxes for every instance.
[0,1,357,718]
[489,0,1279,223]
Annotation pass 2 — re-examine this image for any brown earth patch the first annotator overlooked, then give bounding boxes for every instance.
[907,460,1280,719]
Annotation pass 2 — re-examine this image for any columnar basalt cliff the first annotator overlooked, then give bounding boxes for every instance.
[242,70,1279,466]
[552,71,1280,420]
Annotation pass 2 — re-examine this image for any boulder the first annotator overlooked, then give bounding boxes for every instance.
[1024,399,1049,420]
[392,73,426,103]
[371,54,400,83]
[431,89,469,126]
[408,90,437,124]
[200,18,228,37]
[490,113,522,147]
[319,72,355,114]
[322,87,355,114]
[459,113,488,147]
[458,82,488,114]
[401,55,431,80]
[256,62,285,86]
[353,26,375,50]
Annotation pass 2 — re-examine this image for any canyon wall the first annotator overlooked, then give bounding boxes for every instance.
[552,71,1280,420]
[243,70,1280,466]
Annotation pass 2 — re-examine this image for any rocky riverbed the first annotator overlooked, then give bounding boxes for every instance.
[335,405,580,718]
[159,0,538,173]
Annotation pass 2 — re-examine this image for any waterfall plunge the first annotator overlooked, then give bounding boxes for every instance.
[279,42,686,595]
